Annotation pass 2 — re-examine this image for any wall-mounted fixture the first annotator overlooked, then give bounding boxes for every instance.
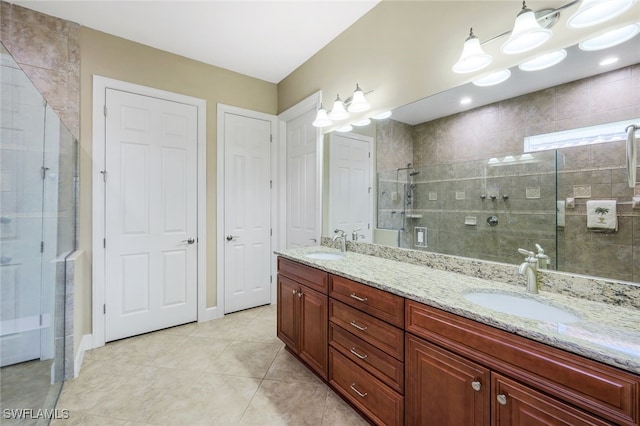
[452,0,639,81]
[566,0,637,28]
[312,84,372,128]
[501,1,552,55]
[472,69,511,87]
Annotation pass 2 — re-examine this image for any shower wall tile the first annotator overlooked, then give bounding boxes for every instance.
[0,1,79,139]
[375,120,413,173]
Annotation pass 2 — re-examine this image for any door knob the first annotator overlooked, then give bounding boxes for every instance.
[226,235,238,241]
[182,238,195,244]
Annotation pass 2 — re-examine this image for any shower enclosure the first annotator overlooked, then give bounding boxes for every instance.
[0,43,76,421]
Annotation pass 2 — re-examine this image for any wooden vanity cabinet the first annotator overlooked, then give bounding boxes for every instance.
[406,300,640,426]
[277,258,329,380]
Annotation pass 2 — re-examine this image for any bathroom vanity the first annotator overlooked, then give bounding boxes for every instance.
[275,247,640,426]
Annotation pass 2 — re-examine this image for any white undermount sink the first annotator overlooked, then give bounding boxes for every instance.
[304,252,345,260]
[464,292,580,323]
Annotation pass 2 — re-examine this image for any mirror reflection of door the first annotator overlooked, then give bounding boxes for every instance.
[328,133,373,243]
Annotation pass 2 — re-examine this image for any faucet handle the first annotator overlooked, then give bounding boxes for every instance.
[517,248,535,262]
[334,229,346,237]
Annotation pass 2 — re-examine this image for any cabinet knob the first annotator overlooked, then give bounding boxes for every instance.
[496,394,508,405]
[297,291,302,298]
[292,289,297,295]
[471,381,481,391]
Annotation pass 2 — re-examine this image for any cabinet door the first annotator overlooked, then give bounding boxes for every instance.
[492,373,612,426]
[406,335,490,426]
[277,275,299,351]
[298,285,328,379]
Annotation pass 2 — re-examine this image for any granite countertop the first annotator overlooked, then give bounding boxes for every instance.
[275,246,640,375]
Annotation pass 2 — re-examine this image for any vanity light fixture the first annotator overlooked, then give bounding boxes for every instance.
[472,69,511,87]
[501,1,553,55]
[519,49,567,71]
[348,84,371,113]
[452,28,493,74]
[312,104,332,128]
[579,23,640,51]
[567,0,637,28]
[328,94,349,121]
[336,124,353,132]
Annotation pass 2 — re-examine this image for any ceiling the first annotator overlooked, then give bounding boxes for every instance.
[11,0,380,84]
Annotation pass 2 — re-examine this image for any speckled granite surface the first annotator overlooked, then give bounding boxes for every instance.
[275,246,640,375]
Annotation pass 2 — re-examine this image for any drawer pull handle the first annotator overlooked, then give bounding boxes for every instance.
[350,347,368,360]
[350,321,368,331]
[497,394,507,405]
[350,293,368,302]
[471,381,481,391]
[350,383,368,398]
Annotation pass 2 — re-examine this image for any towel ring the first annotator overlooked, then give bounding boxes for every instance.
[626,124,639,189]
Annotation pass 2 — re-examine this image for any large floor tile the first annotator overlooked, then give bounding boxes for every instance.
[265,347,322,384]
[205,340,281,378]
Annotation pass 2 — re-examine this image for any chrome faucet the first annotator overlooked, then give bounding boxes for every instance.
[517,248,539,294]
[534,243,551,270]
[333,229,347,252]
[352,228,365,242]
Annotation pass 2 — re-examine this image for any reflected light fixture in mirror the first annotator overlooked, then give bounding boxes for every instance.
[501,1,553,54]
[372,110,392,120]
[353,118,371,126]
[567,0,637,28]
[336,124,353,132]
[452,28,493,73]
[579,23,640,50]
[472,69,511,86]
[519,49,567,71]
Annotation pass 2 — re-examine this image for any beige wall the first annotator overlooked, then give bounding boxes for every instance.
[79,28,278,331]
[278,1,640,124]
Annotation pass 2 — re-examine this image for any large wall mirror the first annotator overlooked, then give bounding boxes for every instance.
[322,32,640,284]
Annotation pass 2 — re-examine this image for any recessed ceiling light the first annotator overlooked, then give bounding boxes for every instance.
[460,97,472,105]
[472,69,512,87]
[600,56,620,66]
[579,23,640,51]
[519,49,567,71]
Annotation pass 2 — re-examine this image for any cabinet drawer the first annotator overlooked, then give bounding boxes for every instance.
[329,322,404,394]
[330,275,404,327]
[406,300,640,426]
[277,257,328,294]
[330,299,404,361]
[329,348,403,426]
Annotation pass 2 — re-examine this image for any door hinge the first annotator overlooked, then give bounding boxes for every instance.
[103,238,106,248]
[103,105,107,116]
[39,314,43,326]
[103,304,106,314]
[40,241,44,253]
[368,223,371,229]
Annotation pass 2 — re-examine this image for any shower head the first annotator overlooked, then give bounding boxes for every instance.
[409,170,420,176]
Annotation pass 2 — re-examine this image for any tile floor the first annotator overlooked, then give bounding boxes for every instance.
[53,304,369,425]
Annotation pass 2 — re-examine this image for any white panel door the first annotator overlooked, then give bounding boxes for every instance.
[0,64,45,366]
[286,108,319,248]
[328,133,373,242]
[223,112,271,314]
[105,89,197,341]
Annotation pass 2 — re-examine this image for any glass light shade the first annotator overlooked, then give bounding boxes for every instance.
[579,23,640,51]
[472,69,511,86]
[347,85,370,112]
[519,49,567,71]
[352,118,371,126]
[567,0,636,28]
[336,125,353,132]
[452,32,493,73]
[501,8,552,54]
[328,95,349,120]
[372,111,392,120]
[312,106,332,128]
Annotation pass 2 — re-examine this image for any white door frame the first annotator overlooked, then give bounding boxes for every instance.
[92,76,207,348]
[277,91,323,251]
[216,104,278,314]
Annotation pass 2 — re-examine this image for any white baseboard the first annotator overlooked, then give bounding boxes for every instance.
[74,334,93,378]
[198,306,223,322]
